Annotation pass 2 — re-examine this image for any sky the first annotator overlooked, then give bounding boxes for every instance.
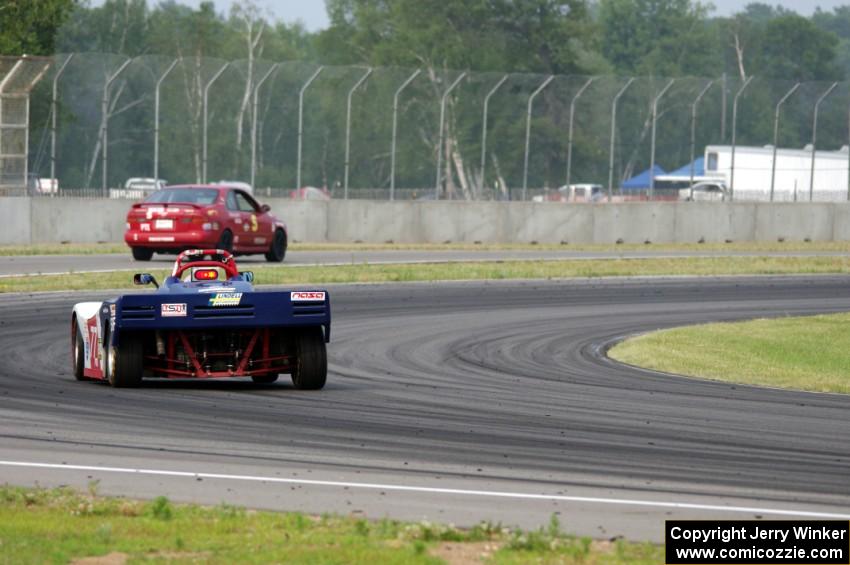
[711,0,850,16]
[90,0,850,30]
[153,1,330,30]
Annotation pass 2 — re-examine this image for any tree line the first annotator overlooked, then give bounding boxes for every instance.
[6,0,849,82]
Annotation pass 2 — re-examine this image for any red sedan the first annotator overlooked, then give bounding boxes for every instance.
[124,185,288,262]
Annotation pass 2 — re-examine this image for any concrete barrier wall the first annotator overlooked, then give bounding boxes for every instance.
[4,197,850,245]
[0,197,32,245]
[30,198,128,243]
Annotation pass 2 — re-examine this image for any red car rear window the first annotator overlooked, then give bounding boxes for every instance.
[145,189,218,205]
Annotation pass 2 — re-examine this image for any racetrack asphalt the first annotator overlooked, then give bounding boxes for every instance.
[2,248,850,276]
[0,277,848,541]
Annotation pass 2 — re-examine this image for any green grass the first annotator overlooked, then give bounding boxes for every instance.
[4,240,850,256]
[0,243,129,256]
[3,256,850,293]
[0,485,662,564]
[609,313,850,394]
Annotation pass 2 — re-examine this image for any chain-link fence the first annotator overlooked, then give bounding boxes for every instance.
[21,53,850,201]
[1,56,52,194]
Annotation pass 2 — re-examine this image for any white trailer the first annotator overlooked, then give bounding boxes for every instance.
[704,145,850,201]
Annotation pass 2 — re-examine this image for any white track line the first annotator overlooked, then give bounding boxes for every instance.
[1,460,847,519]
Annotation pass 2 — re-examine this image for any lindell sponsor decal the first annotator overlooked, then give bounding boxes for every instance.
[291,291,326,302]
[209,292,242,307]
[161,303,187,317]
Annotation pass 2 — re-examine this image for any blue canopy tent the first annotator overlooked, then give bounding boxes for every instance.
[620,165,667,190]
[666,157,704,178]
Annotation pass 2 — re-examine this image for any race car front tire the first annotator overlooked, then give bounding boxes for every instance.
[264,229,287,262]
[291,328,327,390]
[72,323,86,380]
[107,334,143,388]
[132,247,154,261]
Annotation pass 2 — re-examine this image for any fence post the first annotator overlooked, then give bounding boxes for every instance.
[202,62,229,184]
[101,58,132,196]
[809,82,838,201]
[390,69,421,200]
[480,74,509,196]
[250,64,278,190]
[689,80,714,199]
[51,54,73,192]
[435,72,467,199]
[770,82,800,202]
[729,76,754,201]
[344,67,372,199]
[720,72,727,142]
[607,77,635,202]
[521,75,554,201]
[649,79,676,198]
[296,66,324,191]
[565,77,594,191]
[153,58,179,183]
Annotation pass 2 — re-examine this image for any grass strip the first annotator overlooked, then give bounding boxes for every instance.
[609,313,850,394]
[4,256,850,293]
[0,485,661,564]
[0,243,129,256]
[4,240,850,256]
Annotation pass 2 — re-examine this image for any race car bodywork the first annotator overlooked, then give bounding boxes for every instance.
[71,249,329,388]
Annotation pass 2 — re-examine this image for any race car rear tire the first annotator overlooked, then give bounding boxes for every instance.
[291,328,327,390]
[251,374,279,384]
[264,229,287,262]
[72,323,86,381]
[132,247,154,261]
[107,334,143,388]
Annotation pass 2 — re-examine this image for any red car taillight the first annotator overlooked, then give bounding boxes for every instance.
[177,215,217,230]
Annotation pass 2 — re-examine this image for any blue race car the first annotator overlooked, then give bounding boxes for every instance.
[71,249,330,388]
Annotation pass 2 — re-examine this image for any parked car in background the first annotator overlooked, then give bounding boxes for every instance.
[563,184,603,202]
[680,181,728,202]
[124,184,288,262]
[217,180,253,194]
[111,178,168,199]
[26,175,58,195]
[290,186,331,200]
[532,184,604,203]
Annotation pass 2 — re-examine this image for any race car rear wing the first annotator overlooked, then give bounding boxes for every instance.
[105,290,331,346]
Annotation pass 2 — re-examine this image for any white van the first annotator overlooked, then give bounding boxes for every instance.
[561,184,603,202]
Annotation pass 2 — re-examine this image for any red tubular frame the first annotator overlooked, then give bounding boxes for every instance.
[172,249,239,279]
[145,328,290,378]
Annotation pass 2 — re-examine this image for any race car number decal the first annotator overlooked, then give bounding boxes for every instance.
[161,303,187,317]
[86,315,100,370]
[208,293,242,307]
[291,291,326,302]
